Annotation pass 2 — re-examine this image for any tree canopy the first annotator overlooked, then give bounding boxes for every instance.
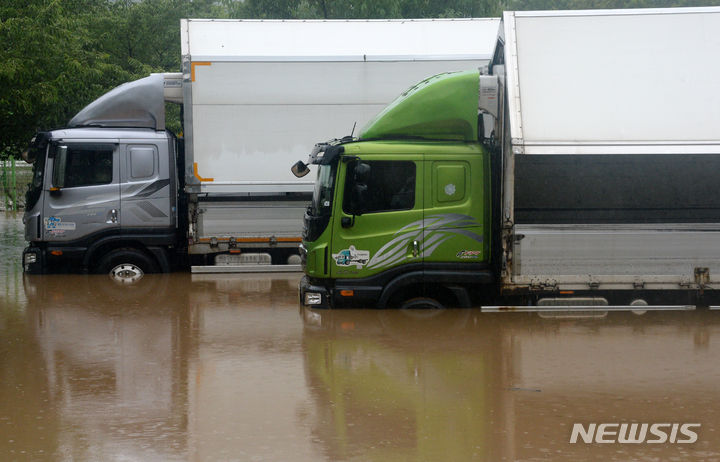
[2,0,719,157]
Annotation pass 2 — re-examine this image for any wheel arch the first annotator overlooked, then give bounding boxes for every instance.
[378,268,492,308]
[84,237,170,273]
[377,271,424,309]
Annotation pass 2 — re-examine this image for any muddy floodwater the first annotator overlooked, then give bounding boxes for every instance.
[2,213,720,461]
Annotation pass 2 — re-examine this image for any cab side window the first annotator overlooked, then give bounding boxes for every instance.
[53,145,114,188]
[129,146,157,180]
[343,160,416,214]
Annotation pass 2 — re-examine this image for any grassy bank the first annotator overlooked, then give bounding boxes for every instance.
[0,161,32,211]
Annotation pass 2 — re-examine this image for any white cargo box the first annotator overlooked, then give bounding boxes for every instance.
[180,18,500,193]
[503,7,720,155]
[500,7,720,292]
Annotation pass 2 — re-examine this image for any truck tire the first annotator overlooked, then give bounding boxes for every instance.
[96,248,159,284]
[399,297,445,310]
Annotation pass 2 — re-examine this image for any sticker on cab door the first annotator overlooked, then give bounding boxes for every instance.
[332,246,370,268]
[44,216,76,231]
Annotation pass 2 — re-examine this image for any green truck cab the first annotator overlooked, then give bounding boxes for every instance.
[296,70,498,308]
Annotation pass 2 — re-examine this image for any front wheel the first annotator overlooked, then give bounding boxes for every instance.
[399,297,445,311]
[96,248,159,284]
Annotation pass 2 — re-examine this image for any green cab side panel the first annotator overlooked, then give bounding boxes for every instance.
[323,142,489,280]
[360,70,480,142]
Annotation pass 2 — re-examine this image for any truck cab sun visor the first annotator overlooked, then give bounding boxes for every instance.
[308,143,345,166]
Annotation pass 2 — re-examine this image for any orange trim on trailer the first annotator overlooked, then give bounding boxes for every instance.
[193,162,214,182]
[191,62,211,82]
[197,237,302,244]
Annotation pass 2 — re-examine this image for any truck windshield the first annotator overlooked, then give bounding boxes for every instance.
[310,163,337,217]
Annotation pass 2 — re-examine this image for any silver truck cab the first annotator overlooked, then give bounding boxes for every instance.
[24,74,181,280]
[23,75,180,280]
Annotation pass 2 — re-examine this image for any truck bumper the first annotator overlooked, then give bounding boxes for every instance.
[299,275,332,309]
[23,245,87,274]
[299,275,386,308]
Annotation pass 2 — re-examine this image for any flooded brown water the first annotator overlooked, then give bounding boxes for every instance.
[2,212,720,461]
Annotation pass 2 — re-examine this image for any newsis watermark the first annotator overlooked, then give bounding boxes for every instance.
[570,423,700,444]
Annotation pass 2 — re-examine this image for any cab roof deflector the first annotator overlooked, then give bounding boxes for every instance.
[68,73,169,131]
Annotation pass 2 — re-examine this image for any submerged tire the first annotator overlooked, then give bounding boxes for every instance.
[394,297,447,322]
[399,297,445,310]
[96,248,159,284]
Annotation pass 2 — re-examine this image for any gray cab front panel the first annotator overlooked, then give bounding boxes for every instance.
[119,141,174,230]
[42,144,121,243]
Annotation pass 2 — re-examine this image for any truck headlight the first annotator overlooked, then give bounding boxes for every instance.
[24,253,37,265]
[304,292,322,305]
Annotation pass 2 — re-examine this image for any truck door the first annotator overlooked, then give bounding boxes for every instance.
[330,156,423,280]
[120,143,173,230]
[422,154,489,268]
[43,143,120,242]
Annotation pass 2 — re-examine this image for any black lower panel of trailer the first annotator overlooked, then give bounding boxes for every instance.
[514,154,720,224]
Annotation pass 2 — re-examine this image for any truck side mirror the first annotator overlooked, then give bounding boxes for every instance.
[22,149,34,164]
[291,160,310,178]
[51,145,68,191]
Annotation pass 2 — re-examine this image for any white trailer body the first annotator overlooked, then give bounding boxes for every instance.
[181,18,499,193]
[500,7,720,292]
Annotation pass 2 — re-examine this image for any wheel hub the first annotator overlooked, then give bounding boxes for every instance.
[109,263,144,284]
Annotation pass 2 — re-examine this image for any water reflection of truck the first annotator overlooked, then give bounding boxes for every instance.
[296,7,720,309]
[300,307,720,459]
[20,272,307,460]
[21,19,498,281]
[21,274,188,459]
[301,307,494,461]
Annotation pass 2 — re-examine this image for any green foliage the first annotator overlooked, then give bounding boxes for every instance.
[0,1,129,157]
[235,0,503,18]
[0,0,222,158]
[504,0,720,10]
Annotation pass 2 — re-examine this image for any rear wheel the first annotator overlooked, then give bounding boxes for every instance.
[96,248,158,284]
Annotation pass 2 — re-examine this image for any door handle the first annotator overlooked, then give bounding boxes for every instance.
[412,240,419,258]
